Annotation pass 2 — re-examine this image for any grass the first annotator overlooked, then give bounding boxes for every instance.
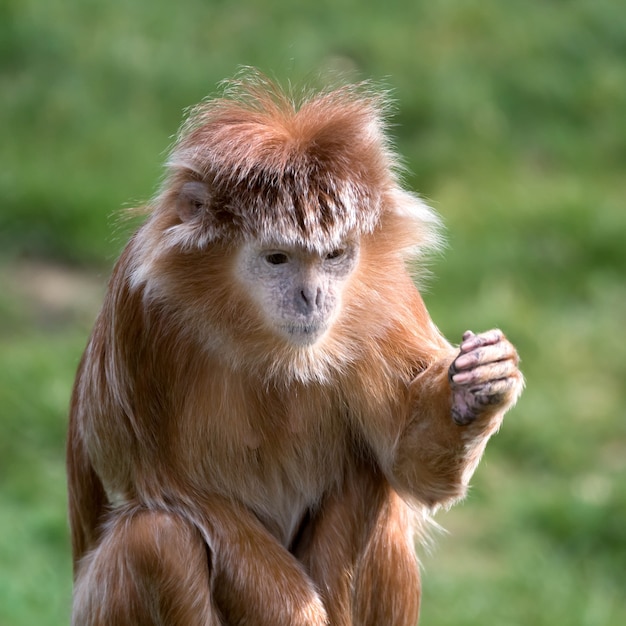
[1,0,625,624]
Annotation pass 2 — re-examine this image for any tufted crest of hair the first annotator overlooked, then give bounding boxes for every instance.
[153,73,441,255]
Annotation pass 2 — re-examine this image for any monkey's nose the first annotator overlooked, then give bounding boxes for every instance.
[298,286,324,314]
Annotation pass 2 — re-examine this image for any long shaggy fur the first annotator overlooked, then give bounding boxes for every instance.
[168,75,393,249]
[68,72,522,626]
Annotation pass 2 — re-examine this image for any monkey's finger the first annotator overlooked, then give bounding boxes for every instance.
[460,329,504,353]
[472,377,520,405]
[451,360,518,386]
[462,330,475,342]
[453,342,518,372]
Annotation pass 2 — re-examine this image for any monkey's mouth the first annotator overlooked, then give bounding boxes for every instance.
[282,323,328,345]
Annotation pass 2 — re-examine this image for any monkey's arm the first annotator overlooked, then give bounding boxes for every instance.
[391,329,523,508]
[67,406,108,571]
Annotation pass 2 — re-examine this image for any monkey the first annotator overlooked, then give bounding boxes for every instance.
[67,73,523,626]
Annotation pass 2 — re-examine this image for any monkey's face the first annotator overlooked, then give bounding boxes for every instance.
[235,240,360,346]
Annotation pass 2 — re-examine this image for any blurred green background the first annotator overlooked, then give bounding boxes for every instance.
[1,0,625,624]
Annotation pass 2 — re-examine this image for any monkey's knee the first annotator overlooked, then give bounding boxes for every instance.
[72,508,218,626]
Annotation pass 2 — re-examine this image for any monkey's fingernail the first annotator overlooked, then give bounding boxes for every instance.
[462,330,475,341]
[454,354,472,370]
[461,336,483,352]
[452,371,472,384]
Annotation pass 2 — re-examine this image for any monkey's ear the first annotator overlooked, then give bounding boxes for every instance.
[176,181,211,222]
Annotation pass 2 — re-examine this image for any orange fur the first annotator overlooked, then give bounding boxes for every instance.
[68,73,522,625]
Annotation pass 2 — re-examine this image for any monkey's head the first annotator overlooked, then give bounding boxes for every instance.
[130,74,440,371]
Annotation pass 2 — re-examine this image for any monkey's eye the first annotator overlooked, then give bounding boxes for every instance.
[264,252,289,266]
[325,248,345,261]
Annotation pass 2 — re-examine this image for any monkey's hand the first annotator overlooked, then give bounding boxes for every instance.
[448,329,523,426]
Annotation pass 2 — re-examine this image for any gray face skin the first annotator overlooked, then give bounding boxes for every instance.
[235,240,360,346]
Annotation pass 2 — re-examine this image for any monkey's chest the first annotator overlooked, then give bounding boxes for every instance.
[199,407,350,546]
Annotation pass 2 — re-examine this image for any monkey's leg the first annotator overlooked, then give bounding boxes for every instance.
[198,497,329,626]
[295,466,421,626]
[351,486,421,626]
[72,507,219,626]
